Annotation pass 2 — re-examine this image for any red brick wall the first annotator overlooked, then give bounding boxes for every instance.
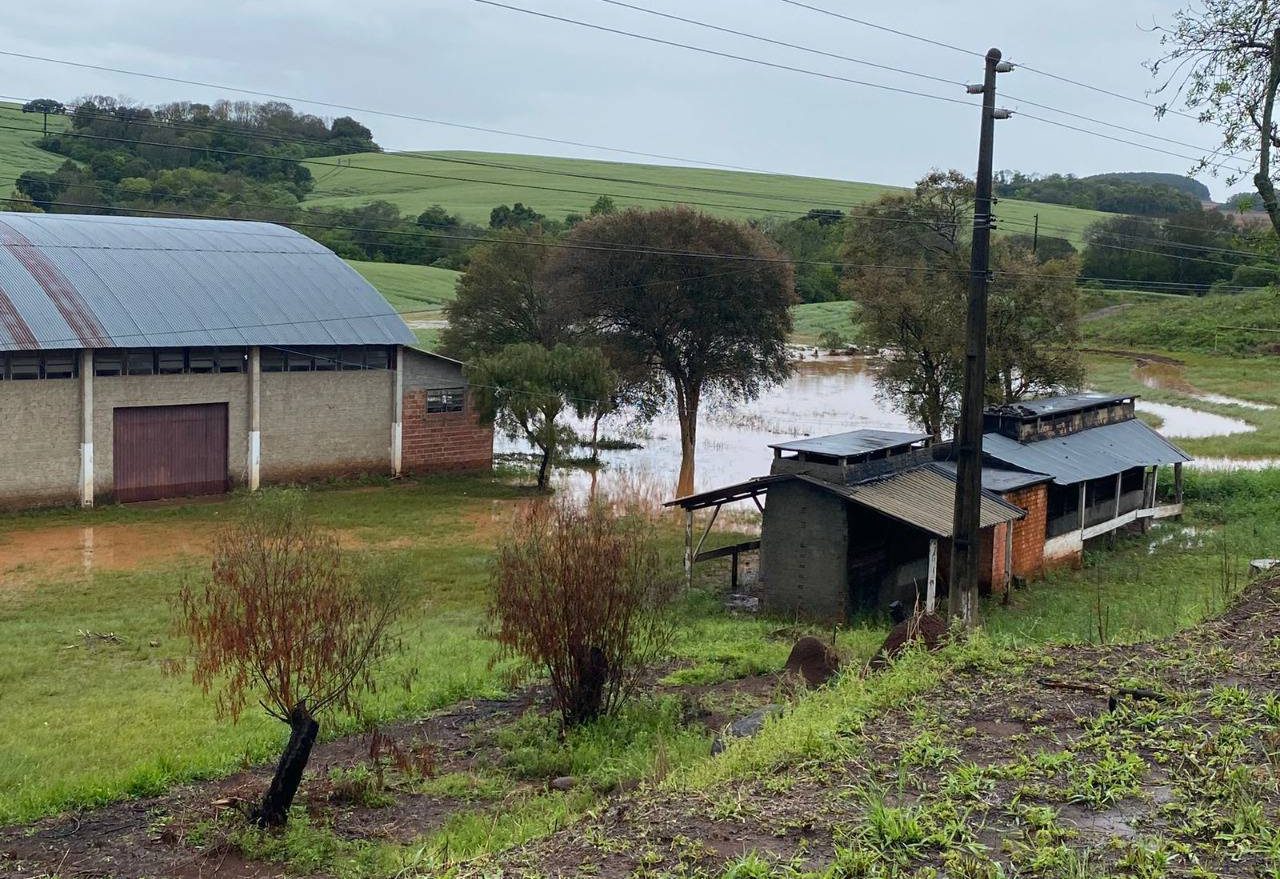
[1002,484,1048,580]
[401,389,493,474]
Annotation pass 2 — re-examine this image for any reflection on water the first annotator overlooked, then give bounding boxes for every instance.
[502,355,913,498]
[0,523,210,585]
[501,354,1278,500]
[1134,401,1255,439]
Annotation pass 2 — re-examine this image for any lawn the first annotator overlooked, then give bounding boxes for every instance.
[344,259,460,316]
[791,300,861,347]
[1083,286,1280,355]
[303,150,1108,244]
[0,102,69,192]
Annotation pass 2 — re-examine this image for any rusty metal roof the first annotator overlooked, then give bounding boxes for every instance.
[798,467,1024,537]
[930,461,1052,493]
[982,418,1191,486]
[988,392,1133,419]
[0,212,415,351]
[769,429,930,457]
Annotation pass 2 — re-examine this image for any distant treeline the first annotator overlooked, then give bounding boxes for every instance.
[994,171,1203,216]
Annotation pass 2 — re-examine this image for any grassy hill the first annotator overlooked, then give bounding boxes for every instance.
[344,259,459,314]
[1083,287,1280,355]
[304,150,1108,244]
[0,103,69,191]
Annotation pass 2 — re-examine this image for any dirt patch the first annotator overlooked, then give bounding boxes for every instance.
[1081,303,1133,322]
[0,522,211,588]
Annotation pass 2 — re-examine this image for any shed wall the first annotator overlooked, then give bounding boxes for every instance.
[760,480,849,620]
[0,381,80,506]
[1004,484,1048,579]
[93,373,250,496]
[259,370,393,481]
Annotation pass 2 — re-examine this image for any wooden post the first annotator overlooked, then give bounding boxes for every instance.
[1174,462,1184,506]
[684,509,694,591]
[1003,522,1013,591]
[79,349,93,507]
[926,538,938,612]
[391,346,404,476]
[1077,483,1087,532]
[730,547,740,591]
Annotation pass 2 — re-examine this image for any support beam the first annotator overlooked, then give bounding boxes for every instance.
[1004,522,1013,591]
[1077,483,1087,532]
[247,346,261,491]
[926,538,938,613]
[392,346,404,476]
[1173,462,1184,507]
[683,509,694,591]
[79,349,93,507]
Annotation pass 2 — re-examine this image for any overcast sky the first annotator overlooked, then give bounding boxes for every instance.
[0,0,1241,200]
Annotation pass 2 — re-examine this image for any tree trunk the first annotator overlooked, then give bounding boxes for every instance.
[590,412,603,463]
[674,384,700,497]
[253,702,319,828]
[536,447,553,491]
[1254,27,1280,238]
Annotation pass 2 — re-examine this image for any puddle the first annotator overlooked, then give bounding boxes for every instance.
[1133,360,1274,411]
[0,523,211,587]
[1134,401,1254,439]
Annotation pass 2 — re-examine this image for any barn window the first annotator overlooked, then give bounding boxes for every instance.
[286,351,314,372]
[216,348,245,373]
[187,348,216,373]
[261,350,286,373]
[126,350,155,375]
[95,350,124,376]
[313,348,339,371]
[339,347,366,370]
[426,387,465,413]
[157,349,185,374]
[42,351,76,379]
[8,353,40,380]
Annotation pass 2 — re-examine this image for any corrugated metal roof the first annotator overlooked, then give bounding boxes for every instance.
[0,212,415,351]
[769,429,930,457]
[798,467,1024,537]
[989,392,1133,419]
[982,418,1191,486]
[930,461,1052,493]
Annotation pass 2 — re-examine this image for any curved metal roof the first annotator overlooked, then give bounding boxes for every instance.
[0,212,415,351]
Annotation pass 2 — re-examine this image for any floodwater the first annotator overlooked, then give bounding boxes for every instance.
[513,354,1277,499]
[1133,360,1275,412]
[0,523,210,588]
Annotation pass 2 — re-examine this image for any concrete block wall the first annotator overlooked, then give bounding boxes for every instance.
[93,373,251,495]
[259,370,393,482]
[760,480,850,620]
[0,380,80,507]
[401,389,493,473]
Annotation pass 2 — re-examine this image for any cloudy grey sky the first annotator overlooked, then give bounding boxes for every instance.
[0,1,1240,199]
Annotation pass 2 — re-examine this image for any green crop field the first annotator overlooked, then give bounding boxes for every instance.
[344,259,459,315]
[303,150,1108,245]
[0,102,69,191]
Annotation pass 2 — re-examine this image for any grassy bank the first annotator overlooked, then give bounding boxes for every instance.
[790,301,862,347]
[1083,286,1280,355]
[344,259,460,315]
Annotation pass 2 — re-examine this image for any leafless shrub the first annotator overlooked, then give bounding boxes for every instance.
[173,496,404,827]
[488,499,676,726]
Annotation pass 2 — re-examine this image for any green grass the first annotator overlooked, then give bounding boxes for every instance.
[1083,286,1280,355]
[344,259,459,315]
[0,102,68,190]
[303,150,1108,243]
[790,300,862,346]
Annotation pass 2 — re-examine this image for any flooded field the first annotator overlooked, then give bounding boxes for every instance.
[508,354,1277,498]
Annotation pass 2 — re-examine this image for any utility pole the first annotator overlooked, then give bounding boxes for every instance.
[1032,213,1039,255]
[949,47,1012,628]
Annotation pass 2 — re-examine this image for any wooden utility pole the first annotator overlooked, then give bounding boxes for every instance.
[949,47,1012,627]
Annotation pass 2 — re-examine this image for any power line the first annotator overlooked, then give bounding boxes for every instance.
[775,0,1205,123]
[470,0,976,108]
[0,50,773,174]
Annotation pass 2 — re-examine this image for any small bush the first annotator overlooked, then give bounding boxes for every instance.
[488,500,676,726]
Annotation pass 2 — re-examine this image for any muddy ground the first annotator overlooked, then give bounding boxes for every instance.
[4,579,1279,878]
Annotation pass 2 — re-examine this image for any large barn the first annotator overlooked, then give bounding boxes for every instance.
[0,212,492,509]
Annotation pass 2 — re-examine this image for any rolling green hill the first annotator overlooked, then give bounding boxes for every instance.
[0,103,69,191]
[344,259,459,314]
[304,150,1108,244]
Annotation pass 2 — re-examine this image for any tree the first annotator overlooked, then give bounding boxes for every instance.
[841,172,974,439]
[1148,2,1280,236]
[439,231,567,360]
[174,499,403,827]
[21,98,65,136]
[1003,232,1077,264]
[547,207,795,496]
[589,195,617,216]
[489,500,675,726]
[987,243,1085,403]
[489,202,545,230]
[15,171,63,212]
[470,343,616,490]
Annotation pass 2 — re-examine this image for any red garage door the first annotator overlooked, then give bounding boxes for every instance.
[113,404,229,503]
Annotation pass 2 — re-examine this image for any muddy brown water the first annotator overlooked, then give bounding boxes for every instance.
[518,354,1275,498]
